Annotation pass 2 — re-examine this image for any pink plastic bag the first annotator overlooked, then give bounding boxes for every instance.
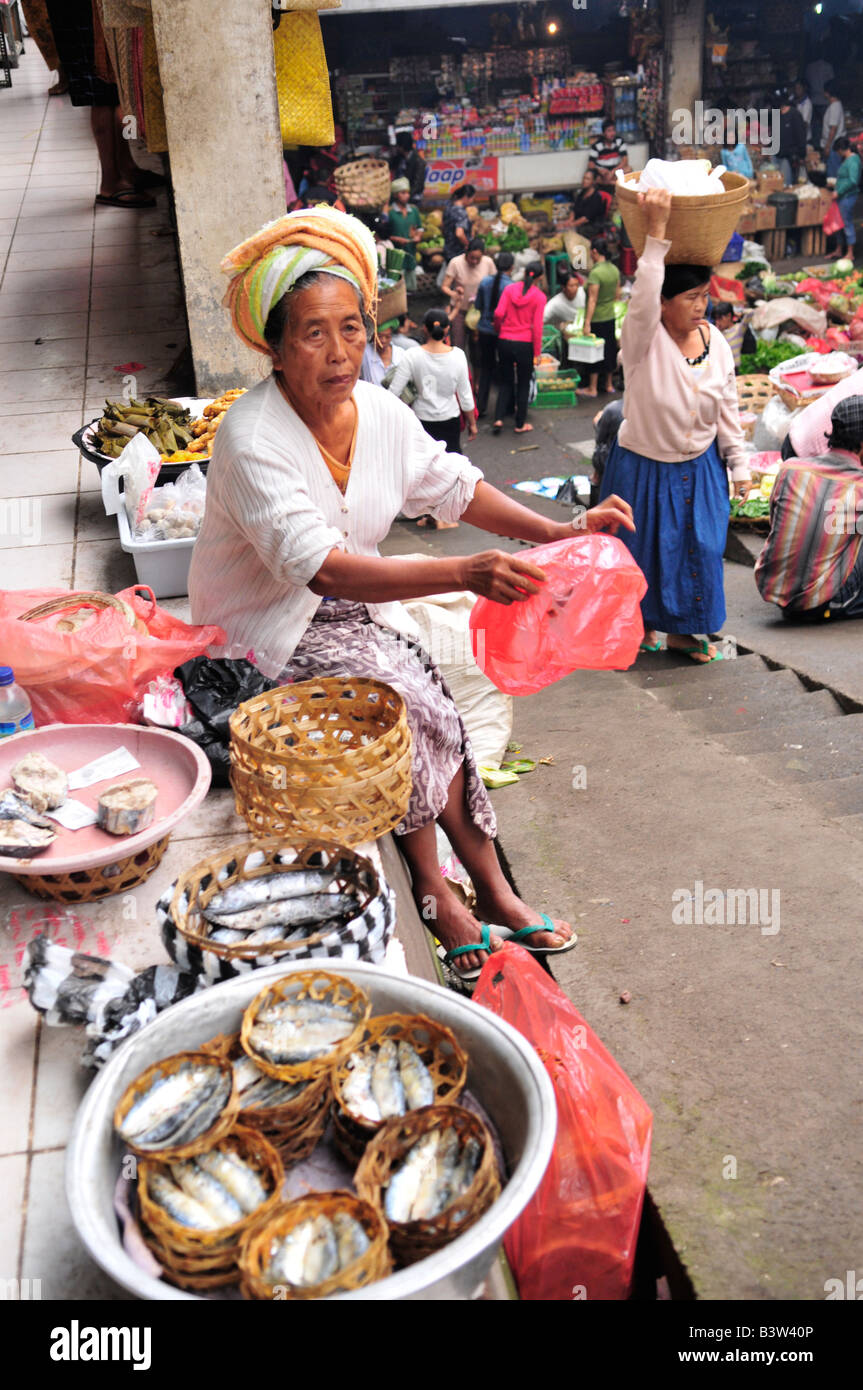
[0,586,224,726]
[473,947,652,1301]
[469,533,647,695]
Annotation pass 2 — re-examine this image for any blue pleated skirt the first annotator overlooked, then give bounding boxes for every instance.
[599,438,729,634]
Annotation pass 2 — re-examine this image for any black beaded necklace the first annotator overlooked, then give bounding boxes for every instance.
[685,325,710,367]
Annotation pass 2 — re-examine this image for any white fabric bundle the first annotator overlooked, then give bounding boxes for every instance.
[621,158,728,195]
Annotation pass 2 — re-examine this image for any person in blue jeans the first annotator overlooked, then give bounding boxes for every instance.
[832,138,861,261]
[473,252,514,416]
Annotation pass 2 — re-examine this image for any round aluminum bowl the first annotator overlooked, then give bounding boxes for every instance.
[66,960,556,1301]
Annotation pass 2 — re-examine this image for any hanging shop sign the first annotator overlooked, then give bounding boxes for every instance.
[424,156,499,198]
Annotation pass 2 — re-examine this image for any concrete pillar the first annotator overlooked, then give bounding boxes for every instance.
[151,0,285,395]
[663,0,706,156]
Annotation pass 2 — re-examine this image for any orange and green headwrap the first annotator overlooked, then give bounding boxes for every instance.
[220,205,379,355]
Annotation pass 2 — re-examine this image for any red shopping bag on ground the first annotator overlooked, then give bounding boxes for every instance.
[473,946,652,1300]
[469,533,646,696]
[0,586,224,725]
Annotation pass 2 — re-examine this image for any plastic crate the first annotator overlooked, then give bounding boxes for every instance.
[566,334,605,364]
[533,368,581,408]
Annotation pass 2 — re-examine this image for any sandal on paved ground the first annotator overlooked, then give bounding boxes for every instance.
[667,638,723,664]
[95,189,156,209]
[492,421,503,434]
[639,640,663,653]
[442,922,495,983]
[493,913,577,958]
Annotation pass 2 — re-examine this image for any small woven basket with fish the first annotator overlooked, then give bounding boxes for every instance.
[113,1051,239,1161]
[200,1031,331,1167]
[238,1190,391,1300]
[159,837,395,984]
[136,1127,284,1290]
[240,970,371,1085]
[355,1105,501,1267]
[330,1013,468,1165]
[228,678,412,847]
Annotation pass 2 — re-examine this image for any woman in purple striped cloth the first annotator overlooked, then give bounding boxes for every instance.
[190,207,635,979]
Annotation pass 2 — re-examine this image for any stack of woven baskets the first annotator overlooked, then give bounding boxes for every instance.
[229,678,412,847]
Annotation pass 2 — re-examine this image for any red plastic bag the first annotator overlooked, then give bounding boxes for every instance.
[823,201,844,237]
[469,534,647,696]
[0,586,224,726]
[473,947,652,1301]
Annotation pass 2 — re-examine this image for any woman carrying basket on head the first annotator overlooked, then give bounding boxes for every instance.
[189,206,635,979]
[598,188,750,664]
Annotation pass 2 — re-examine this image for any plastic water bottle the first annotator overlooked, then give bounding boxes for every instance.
[0,667,34,737]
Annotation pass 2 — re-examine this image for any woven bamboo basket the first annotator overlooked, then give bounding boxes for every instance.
[239,1191,392,1300]
[113,1052,239,1160]
[14,834,170,903]
[330,1013,468,1165]
[354,1105,501,1267]
[333,158,392,210]
[229,678,412,846]
[169,837,377,965]
[137,1126,284,1263]
[240,970,371,1084]
[615,171,750,264]
[737,374,775,414]
[139,1224,240,1292]
[201,1031,332,1167]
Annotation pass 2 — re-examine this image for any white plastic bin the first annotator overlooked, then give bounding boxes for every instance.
[566,334,605,364]
[102,466,195,599]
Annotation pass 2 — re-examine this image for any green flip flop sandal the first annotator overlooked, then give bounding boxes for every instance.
[493,913,578,958]
[442,922,495,983]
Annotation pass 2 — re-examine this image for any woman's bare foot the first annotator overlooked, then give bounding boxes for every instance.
[413,879,503,974]
[576,387,598,398]
[473,884,573,949]
[514,423,533,433]
[666,633,719,663]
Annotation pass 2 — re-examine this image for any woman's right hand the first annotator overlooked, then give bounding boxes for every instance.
[461,550,547,604]
[637,186,672,239]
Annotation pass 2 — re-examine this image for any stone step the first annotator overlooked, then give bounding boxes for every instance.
[649,666,805,713]
[741,744,863,785]
[806,774,863,818]
[684,687,844,735]
[629,652,769,690]
[721,716,863,756]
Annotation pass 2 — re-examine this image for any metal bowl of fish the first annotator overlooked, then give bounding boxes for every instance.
[331,1013,468,1164]
[67,960,556,1300]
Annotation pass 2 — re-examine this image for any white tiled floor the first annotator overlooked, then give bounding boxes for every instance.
[0,44,186,599]
[0,45,191,1296]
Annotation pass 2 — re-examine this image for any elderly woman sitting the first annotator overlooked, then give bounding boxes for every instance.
[189,207,634,980]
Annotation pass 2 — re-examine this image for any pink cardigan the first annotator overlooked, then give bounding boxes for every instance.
[617,237,750,482]
[493,282,546,356]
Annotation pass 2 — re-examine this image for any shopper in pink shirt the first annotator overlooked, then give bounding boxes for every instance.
[492,263,546,434]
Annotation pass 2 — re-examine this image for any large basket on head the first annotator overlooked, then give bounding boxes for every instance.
[240,969,371,1084]
[229,678,412,847]
[330,1013,468,1165]
[113,1052,239,1161]
[355,1105,501,1267]
[239,1191,392,1300]
[333,157,392,210]
[201,1031,332,1168]
[615,170,750,265]
[136,1126,284,1290]
[13,834,170,903]
[168,837,380,967]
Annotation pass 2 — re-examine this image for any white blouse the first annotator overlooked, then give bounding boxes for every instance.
[188,376,482,675]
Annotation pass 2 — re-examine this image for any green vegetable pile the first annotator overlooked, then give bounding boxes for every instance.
[738,341,807,374]
[500,223,529,253]
[736,260,769,281]
[730,495,771,520]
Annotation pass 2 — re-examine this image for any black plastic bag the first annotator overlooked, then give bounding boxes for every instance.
[174,657,280,786]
